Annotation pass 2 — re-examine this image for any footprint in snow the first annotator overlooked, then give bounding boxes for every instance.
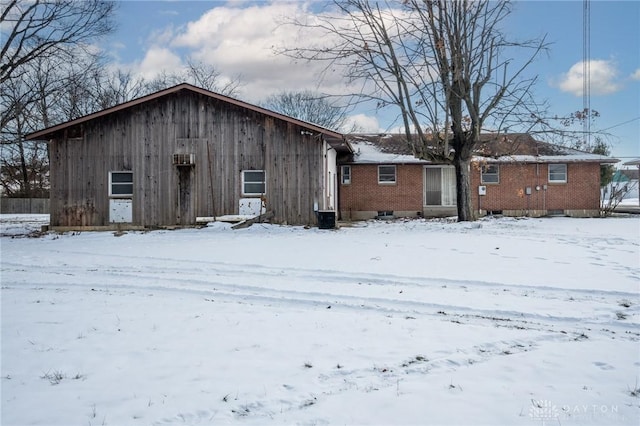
[593,361,614,370]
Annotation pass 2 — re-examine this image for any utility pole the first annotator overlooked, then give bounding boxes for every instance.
[583,0,591,150]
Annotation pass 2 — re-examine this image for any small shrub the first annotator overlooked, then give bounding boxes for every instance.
[300,398,317,408]
[619,300,632,308]
[41,370,65,385]
[574,332,589,341]
[402,355,428,367]
[232,406,250,417]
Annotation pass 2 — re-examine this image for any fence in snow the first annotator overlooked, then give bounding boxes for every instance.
[0,198,50,214]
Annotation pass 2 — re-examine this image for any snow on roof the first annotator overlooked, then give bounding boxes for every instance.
[344,133,618,164]
[476,153,618,163]
[472,134,619,163]
[348,139,429,164]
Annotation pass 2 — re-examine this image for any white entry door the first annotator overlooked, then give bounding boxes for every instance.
[109,199,132,223]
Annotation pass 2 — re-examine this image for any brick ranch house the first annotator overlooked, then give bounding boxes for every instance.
[338,133,619,220]
[25,83,352,229]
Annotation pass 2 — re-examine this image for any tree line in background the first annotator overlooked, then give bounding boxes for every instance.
[0,0,623,220]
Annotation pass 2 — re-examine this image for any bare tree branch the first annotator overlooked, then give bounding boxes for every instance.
[145,58,244,97]
[0,0,116,197]
[261,90,353,131]
[0,0,116,85]
[279,0,549,221]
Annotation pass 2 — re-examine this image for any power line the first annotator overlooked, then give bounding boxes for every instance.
[600,116,640,132]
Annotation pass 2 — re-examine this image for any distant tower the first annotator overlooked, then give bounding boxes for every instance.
[583,0,591,150]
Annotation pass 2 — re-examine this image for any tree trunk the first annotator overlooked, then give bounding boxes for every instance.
[453,154,474,221]
[17,139,31,198]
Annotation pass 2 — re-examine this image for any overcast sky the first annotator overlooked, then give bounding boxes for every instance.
[105,1,639,160]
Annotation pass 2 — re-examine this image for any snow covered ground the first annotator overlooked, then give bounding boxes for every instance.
[1,214,639,425]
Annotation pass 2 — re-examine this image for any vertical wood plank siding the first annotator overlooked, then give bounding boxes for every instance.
[49,90,325,227]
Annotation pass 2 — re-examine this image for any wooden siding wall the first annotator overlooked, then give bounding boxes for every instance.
[49,90,325,227]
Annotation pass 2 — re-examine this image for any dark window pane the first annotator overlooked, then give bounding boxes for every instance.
[244,171,265,183]
[111,172,132,183]
[378,165,396,182]
[244,183,265,194]
[112,184,133,195]
[481,165,499,183]
[549,164,567,181]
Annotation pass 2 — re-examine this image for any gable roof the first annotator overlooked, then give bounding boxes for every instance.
[25,83,351,152]
[344,133,618,164]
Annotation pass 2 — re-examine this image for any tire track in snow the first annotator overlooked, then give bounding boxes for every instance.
[3,256,637,339]
[4,249,638,299]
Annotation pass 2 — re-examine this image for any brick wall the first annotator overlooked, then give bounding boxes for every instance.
[470,162,602,212]
[339,164,424,215]
[340,161,603,219]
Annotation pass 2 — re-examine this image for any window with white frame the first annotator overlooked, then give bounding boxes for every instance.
[109,171,133,197]
[548,164,567,183]
[378,165,396,184]
[341,165,351,185]
[481,164,500,184]
[242,170,266,196]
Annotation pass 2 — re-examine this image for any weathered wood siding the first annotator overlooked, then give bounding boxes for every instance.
[49,90,326,227]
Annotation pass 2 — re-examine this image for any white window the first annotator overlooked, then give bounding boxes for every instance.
[424,166,456,206]
[109,171,133,197]
[549,164,567,183]
[378,165,396,184]
[242,170,266,196]
[481,164,500,184]
[341,165,351,185]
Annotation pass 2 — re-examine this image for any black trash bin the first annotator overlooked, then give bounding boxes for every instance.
[317,210,336,229]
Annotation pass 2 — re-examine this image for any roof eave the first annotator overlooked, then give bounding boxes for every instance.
[473,156,620,164]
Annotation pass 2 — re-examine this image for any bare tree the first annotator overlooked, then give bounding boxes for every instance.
[284,0,547,221]
[93,69,148,110]
[0,0,115,85]
[0,73,50,197]
[1,0,115,198]
[146,59,243,97]
[262,90,353,131]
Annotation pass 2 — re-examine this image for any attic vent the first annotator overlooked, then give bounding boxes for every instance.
[173,153,195,166]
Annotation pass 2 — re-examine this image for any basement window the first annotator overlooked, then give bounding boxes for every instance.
[109,171,133,197]
[242,170,266,196]
[548,164,567,183]
[378,165,396,184]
